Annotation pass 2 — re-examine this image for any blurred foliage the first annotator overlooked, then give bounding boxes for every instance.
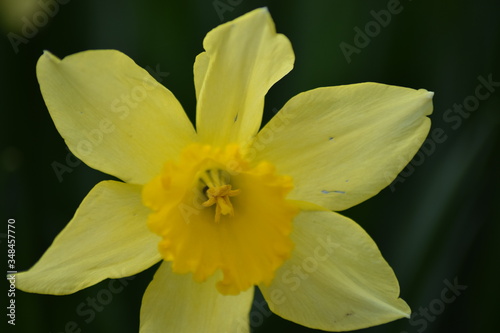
[1,0,499,332]
[0,0,39,33]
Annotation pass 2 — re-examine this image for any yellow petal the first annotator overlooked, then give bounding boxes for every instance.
[254,83,433,211]
[260,210,410,331]
[140,261,253,333]
[16,181,161,295]
[37,50,196,184]
[196,8,294,147]
[193,51,209,100]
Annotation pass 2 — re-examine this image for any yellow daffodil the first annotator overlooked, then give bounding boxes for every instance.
[17,8,433,332]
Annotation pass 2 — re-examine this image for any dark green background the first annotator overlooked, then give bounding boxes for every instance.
[1,0,499,332]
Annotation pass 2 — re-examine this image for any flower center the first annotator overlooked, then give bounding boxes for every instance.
[142,144,299,295]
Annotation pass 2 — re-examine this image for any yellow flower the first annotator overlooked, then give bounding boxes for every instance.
[17,8,433,332]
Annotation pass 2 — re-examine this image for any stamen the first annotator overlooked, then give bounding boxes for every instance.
[202,184,241,222]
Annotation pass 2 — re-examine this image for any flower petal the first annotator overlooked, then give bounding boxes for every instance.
[37,50,196,184]
[193,51,209,100]
[196,7,294,147]
[254,83,433,211]
[260,210,410,331]
[140,261,253,333]
[16,181,161,295]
